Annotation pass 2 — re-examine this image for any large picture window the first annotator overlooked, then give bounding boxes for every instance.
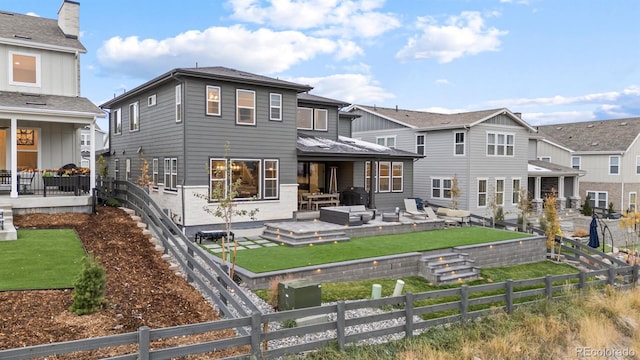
[9,51,40,86]
[209,158,277,200]
[236,89,255,125]
[206,86,221,116]
[487,132,514,156]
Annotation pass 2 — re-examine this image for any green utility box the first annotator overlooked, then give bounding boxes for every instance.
[278,279,321,311]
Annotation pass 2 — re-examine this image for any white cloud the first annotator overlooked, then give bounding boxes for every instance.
[227,0,400,38]
[335,39,364,60]
[97,25,336,78]
[294,73,394,103]
[435,79,450,85]
[486,86,640,108]
[396,11,508,63]
[523,111,595,126]
[25,12,40,17]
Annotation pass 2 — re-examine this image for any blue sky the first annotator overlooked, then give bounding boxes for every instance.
[6,0,640,130]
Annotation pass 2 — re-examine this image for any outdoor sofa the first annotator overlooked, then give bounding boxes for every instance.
[436,207,471,226]
[319,205,375,226]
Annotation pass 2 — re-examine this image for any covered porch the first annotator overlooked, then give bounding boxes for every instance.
[528,159,585,212]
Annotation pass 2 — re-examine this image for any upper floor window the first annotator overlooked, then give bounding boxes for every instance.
[454,132,465,156]
[113,108,122,135]
[297,107,313,129]
[637,156,640,175]
[175,85,182,122]
[376,136,395,148]
[236,89,256,125]
[314,109,328,131]
[81,134,90,146]
[129,102,139,131]
[416,134,425,155]
[147,94,156,107]
[610,156,620,175]
[487,132,514,156]
[270,93,282,121]
[538,156,551,162]
[572,156,581,169]
[9,51,40,87]
[206,86,221,116]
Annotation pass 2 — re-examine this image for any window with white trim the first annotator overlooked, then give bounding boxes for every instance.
[487,132,514,156]
[209,158,267,200]
[125,158,131,180]
[629,192,637,212]
[478,178,487,207]
[416,134,425,155]
[270,93,282,121]
[432,177,452,199]
[9,51,40,87]
[314,109,328,131]
[236,89,256,125]
[81,134,90,146]
[175,85,182,122]
[297,107,313,129]
[129,102,139,131]
[376,136,395,148]
[587,191,607,209]
[572,156,581,170]
[538,156,551,162]
[512,178,521,205]
[364,161,403,193]
[164,158,177,191]
[152,158,159,188]
[637,156,640,175]
[454,131,465,155]
[81,159,89,168]
[113,108,122,135]
[609,156,620,175]
[264,160,279,199]
[210,159,227,198]
[114,159,120,180]
[148,94,156,107]
[206,86,221,116]
[495,178,505,206]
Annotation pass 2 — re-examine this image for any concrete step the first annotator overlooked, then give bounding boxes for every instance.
[421,252,468,262]
[433,264,476,275]
[438,270,479,284]
[426,257,475,270]
[261,234,350,247]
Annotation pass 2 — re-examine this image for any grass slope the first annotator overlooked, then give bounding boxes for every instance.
[0,229,86,290]
[233,227,532,272]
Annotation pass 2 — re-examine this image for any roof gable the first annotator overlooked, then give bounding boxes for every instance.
[0,9,85,52]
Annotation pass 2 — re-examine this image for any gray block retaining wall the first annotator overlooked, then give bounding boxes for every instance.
[454,236,546,267]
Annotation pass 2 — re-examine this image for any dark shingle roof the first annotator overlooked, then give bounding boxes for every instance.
[0,10,85,52]
[297,135,422,159]
[0,91,103,117]
[355,105,514,129]
[298,93,349,107]
[101,66,313,108]
[537,117,640,152]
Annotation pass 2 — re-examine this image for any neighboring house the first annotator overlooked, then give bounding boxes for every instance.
[80,123,107,167]
[536,117,640,212]
[100,67,420,232]
[0,1,103,209]
[350,105,553,218]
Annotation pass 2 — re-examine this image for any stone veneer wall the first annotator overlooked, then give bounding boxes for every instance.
[238,235,546,289]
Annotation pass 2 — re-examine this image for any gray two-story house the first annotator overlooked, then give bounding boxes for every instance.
[350,105,540,218]
[100,67,420,232]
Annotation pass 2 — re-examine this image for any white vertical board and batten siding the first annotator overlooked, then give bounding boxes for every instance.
[351,110,406,132]
[0,45,78,96]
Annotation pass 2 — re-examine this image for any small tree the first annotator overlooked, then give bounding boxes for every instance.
[195,143,258,279]
[581,195,593,216]
[450,174,461,210]
[97,154,108,178]
[136,155,152,188]
[619,210,640,254]
[544,190,561,260]
[69,254,107,315]
[515,187,531,232]
[486,184,500,228]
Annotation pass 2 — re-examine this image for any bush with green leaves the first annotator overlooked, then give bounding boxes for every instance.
[105,198,120,207]
[69,254,107,315]
[581,195,592,216]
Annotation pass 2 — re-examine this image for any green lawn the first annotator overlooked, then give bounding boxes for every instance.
[231,227,532,273]
[0,229,86,290]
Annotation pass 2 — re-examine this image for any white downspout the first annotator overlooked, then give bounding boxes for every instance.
[90,119,96,191]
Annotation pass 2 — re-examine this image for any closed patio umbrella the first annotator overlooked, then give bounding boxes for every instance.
[588,215,600,248]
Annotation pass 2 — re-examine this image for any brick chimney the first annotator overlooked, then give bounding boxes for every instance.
[58,1,79,39]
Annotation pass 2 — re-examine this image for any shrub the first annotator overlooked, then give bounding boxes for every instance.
[607,202,614,217]
[105,198,120,207]
[581,196,593,216]
[69,255,107,315]
[495,206,505,222]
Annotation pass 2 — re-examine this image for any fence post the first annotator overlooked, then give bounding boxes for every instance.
[250,312,262,358]
[186,246,195,283]
[138,326,150,360]
[545,275,552,300]
[579,271,586,292]
[405,292,414,339]
[336,301,346,351]
[634,264,639,287]
[460,285,468,322]
[608,267,616,286]
[505,280,513,314]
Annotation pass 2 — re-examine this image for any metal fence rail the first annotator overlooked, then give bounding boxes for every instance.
[1,263,637,359]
